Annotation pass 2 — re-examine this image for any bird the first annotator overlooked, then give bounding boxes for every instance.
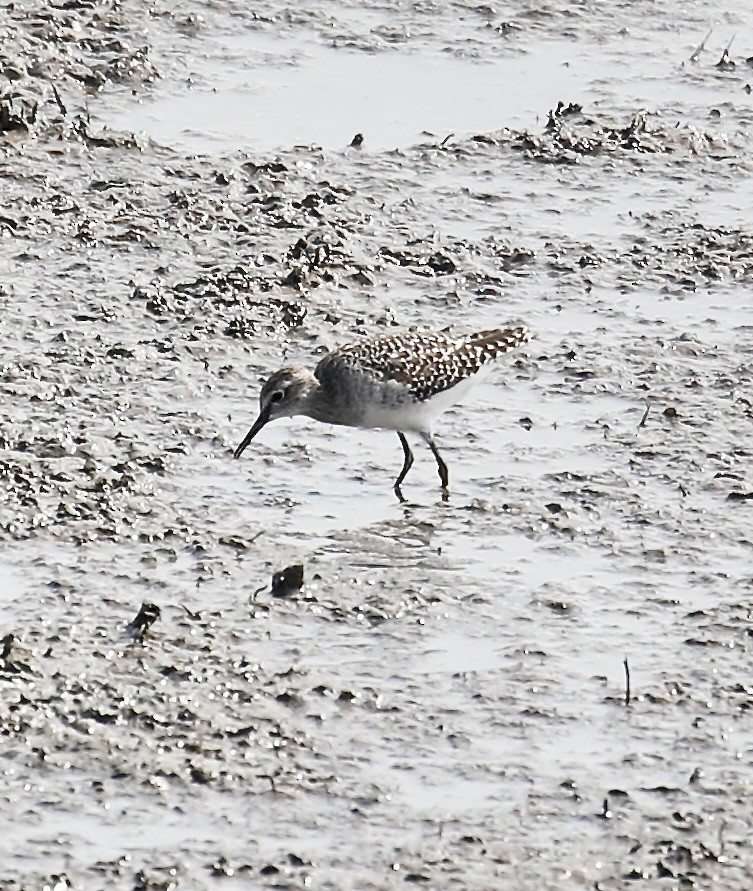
[233,325,528,500]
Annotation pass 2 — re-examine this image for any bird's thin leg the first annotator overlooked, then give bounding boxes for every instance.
[394,432,414,500]
[421,433,449,495]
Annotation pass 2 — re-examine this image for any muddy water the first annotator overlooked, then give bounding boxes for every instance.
[2,1,753,888]
[106,36,585,152]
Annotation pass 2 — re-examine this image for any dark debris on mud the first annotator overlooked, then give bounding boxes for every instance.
[469,106,717,162]
[0,1,157,145]
[427,102,740,166]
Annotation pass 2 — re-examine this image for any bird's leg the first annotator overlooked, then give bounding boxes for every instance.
[422,433,449,498]
[394,432,414,501]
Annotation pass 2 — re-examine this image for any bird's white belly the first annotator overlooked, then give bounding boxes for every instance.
[357,369,489,434]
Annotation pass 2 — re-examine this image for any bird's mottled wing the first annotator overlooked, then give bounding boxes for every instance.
[315,327,527,402]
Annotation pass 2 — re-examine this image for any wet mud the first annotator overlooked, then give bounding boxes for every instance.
[2,1,753,888]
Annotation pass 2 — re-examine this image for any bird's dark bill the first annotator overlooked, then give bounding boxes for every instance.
[233,407,270,459]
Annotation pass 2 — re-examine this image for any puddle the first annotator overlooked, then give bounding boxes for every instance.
[619,287,753,330]
[104,36,586,152]
[102,26,748,156]
[0,563,27,626]
[194,430,402,541]
[418,630,506,674]
[0,808,228,866]
[389,768,515,814]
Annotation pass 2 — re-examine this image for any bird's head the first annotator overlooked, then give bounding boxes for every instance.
[233,366,317,459]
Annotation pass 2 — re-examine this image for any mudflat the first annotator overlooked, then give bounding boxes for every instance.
[1,2,752,888]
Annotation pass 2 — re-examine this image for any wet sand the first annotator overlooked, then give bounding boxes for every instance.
[1,2,753,888]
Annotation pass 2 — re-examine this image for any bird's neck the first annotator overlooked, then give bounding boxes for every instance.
[302,381,341,425]
[294,373,356,426]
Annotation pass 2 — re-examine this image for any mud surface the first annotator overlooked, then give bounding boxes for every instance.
[2,2,753,888]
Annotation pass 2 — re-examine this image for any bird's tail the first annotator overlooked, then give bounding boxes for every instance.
[467,325,529,357]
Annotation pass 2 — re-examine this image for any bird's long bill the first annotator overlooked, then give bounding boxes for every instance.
[233,406,270,459]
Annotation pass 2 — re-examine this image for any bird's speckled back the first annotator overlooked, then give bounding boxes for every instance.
[314,327,527,405]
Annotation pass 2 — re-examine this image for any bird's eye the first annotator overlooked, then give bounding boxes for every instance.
[270,390,285,404]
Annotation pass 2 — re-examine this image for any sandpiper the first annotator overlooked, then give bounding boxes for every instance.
[234,326,528,499]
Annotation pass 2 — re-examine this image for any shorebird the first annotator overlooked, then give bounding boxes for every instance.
[233,326,528,499]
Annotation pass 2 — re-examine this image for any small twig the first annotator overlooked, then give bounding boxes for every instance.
[689,29,712,63]
[638,405,650,428]
[716,33,737,69]
[440,132,455,147]
[623,656,631,706]
[51,83,67,116]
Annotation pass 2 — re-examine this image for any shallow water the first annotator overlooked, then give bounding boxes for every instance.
[107,35,585,152]
[0,563,26,624]
[104,19,753,155]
